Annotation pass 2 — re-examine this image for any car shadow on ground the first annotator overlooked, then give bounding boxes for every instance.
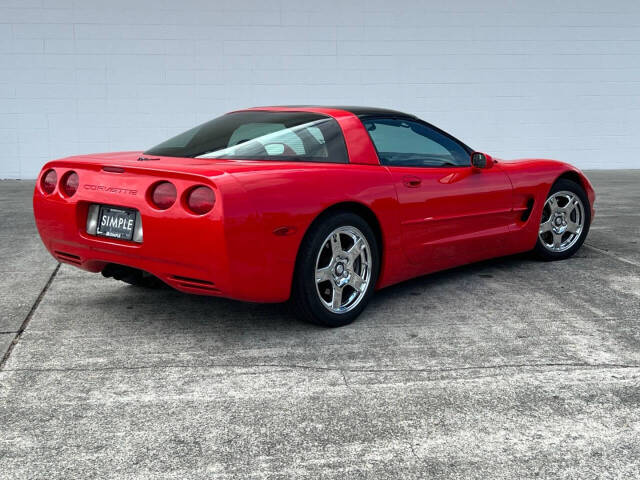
[106,251,538,334]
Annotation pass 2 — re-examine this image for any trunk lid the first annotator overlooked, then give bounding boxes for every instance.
[60,151,320,178]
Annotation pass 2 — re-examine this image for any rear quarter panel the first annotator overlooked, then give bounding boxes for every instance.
[226,162,403,301]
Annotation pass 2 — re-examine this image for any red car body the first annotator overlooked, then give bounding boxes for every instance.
[33,106,596,303]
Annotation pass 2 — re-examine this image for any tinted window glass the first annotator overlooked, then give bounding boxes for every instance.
[362,118,470,167]
[145,111,348,163]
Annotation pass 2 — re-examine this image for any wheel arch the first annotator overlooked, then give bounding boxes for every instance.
[553,169,595,203]
[556,170,586,191]
[291,201,384,290]
[553,168,595,215]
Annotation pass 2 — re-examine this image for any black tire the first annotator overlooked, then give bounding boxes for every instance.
[534,178,591,261]
[291,211,380,327]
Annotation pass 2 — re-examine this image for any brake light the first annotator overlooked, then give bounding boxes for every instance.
[186,186,215,215]
[62,171,79,197]
[150,182,177,210]
[41,169,57,194]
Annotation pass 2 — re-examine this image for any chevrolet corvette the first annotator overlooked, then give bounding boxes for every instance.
[33,106,595,326]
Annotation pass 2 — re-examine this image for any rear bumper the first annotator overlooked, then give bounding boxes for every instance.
[43,235,227,296]
[31,157,254,300]
[34,188,233,298]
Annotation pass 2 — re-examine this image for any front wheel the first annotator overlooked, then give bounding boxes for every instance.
[534,178,591,261]
[291,212,379,327]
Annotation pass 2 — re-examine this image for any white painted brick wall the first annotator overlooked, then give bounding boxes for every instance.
[1,0,639,178]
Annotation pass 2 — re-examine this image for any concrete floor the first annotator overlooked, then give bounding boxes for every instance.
[1,171,639,479]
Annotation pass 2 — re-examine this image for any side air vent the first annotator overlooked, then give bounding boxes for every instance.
[521,198,535,222]
[169,275,220,292]
[54,250,82,265]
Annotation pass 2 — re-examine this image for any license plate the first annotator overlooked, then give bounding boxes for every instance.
[96,205,137,241]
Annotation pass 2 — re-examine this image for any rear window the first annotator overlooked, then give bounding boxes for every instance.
[144,111,349,163]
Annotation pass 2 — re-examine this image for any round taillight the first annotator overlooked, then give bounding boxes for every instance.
[62,171,79,197]
[150,181,177,210]
[186,186,215,215]
[41,169,57,194]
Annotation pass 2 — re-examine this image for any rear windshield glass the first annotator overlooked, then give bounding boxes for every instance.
[144,111,348,163]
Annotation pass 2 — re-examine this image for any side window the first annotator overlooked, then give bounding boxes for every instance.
[147,111,348,163]
[223,120,333,160]
[228,122,305,155]
[228,123,284,146]
[362,118,470,167]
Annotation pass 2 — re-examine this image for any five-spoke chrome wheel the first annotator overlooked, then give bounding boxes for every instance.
[314,226,372,314]
[538,190,585,253]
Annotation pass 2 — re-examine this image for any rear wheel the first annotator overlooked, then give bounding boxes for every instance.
[534,178,590,261]
[292,212,379,327]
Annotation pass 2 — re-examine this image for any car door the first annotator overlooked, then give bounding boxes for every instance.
[361,117,513,269]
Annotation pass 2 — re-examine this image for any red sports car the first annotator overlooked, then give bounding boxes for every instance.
[33,106,595,326]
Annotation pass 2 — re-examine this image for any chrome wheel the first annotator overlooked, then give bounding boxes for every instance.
[315,226,372,314]
[538,190,585,253]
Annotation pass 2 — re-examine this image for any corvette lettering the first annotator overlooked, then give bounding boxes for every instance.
[83,184,137,195]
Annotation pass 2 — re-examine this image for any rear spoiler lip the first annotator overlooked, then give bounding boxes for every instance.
[39,157,227,180]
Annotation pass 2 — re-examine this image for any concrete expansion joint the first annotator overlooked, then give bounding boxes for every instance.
[584,243,640,268]
[3,361,639,375]
[0,263,60,371]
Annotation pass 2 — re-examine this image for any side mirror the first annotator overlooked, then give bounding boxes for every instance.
[471,152,494,169]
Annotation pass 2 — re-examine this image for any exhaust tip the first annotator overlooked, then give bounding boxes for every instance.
[101,264,163,288]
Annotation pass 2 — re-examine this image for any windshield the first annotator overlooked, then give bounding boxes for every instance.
[144,111,349,163]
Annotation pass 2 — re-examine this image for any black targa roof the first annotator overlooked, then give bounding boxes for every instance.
[271,105,417,119]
